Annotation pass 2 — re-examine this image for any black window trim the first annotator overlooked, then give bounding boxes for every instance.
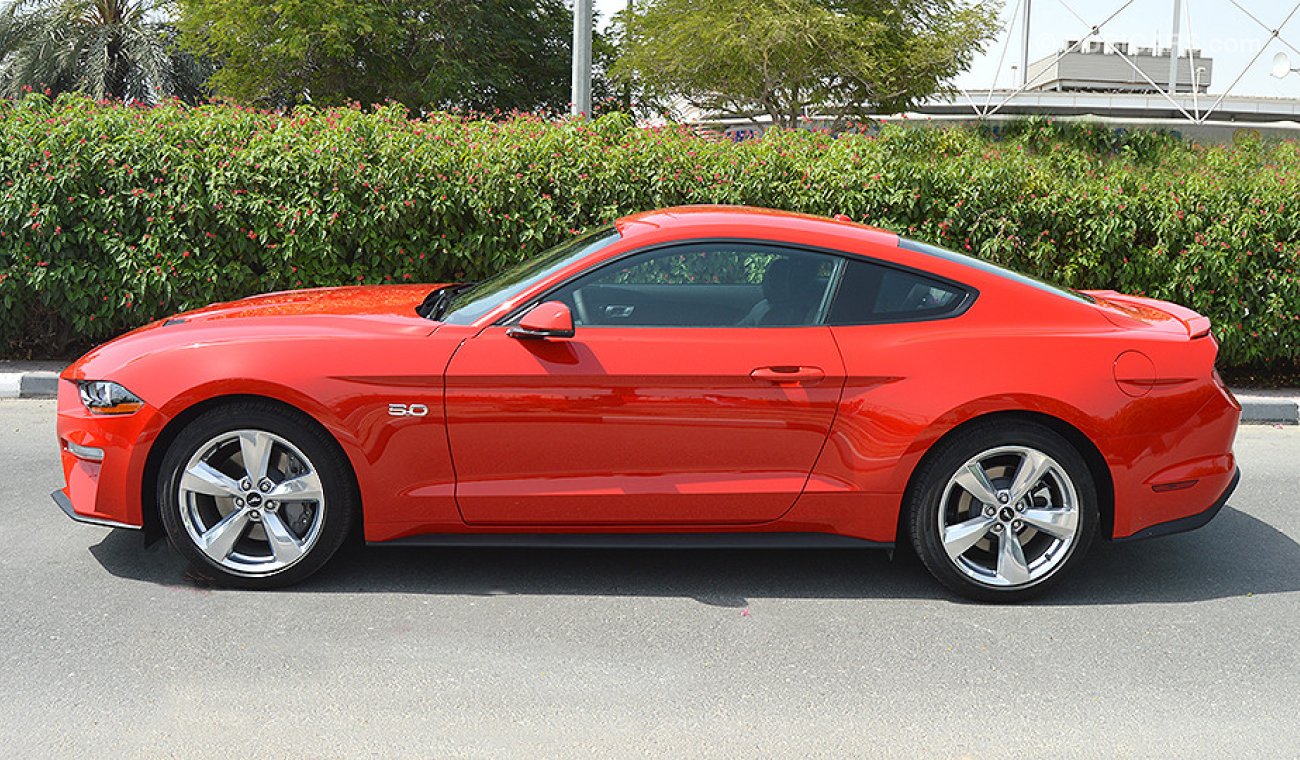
[496,238,979,328]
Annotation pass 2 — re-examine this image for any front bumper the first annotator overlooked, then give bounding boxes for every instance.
[51,488,139,530]
[55,378,160,530]
[1113,467,1240,542]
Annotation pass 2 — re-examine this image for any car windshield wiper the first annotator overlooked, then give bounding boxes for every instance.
[416,283,474,321]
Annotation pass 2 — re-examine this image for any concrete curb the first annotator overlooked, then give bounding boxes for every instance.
[1235,395,1300,425]
[1,369,1297,423]
[0,371,60,399]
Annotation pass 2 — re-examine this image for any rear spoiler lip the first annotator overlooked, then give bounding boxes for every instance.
[1082,290,1212,339]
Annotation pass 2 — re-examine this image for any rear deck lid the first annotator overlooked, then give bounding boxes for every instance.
[1083,290,1212,339]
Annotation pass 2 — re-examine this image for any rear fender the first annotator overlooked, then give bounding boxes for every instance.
[891,396,1114,542]
[891,393,1105,496]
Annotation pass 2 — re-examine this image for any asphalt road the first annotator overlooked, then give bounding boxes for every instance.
[2,399,1298,758]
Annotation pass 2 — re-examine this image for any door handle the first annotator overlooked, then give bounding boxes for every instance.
[604,304,635,318]
[750,366,825,385]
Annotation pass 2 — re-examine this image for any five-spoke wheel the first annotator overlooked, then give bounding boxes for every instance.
[908,421,1097,602]
[177,429,326,575]
[159,402,356,588]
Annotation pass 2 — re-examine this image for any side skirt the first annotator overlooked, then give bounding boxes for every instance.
[369,532,893,550]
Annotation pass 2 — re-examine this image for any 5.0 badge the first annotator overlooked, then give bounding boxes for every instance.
[388,403,429,417]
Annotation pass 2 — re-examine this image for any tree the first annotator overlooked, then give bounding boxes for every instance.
[177,0,583,112]
[0,0,209,102]
[612,0,1000,128]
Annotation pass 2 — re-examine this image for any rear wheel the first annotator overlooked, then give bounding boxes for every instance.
[907,421,1098,602]
[158,402,356,588]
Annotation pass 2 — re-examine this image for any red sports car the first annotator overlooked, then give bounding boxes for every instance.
[54,206,1241,601]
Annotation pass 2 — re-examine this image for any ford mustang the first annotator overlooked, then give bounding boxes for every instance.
[54,206,1241,601]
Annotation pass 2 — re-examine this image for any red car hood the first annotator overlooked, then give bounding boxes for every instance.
[65,284,449,382]
[175,284,447,322]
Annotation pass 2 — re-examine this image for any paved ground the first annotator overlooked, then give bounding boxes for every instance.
[2,399,1297,758]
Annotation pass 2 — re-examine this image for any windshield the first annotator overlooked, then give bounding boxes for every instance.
[439,226,620,325]
[899,238,1095,304]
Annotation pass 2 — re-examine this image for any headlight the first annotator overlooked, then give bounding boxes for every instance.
[78,381,144,415]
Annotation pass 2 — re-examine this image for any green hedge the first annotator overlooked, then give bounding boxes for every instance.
[1,94,1297,371]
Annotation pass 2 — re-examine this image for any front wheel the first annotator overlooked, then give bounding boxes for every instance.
[906,421,1098,602]
[158,402,357,588]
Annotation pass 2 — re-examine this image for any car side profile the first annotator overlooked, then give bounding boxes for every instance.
[54,206,1241,601]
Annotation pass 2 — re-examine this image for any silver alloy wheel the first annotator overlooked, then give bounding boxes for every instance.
[937,445,1080,588]
[177,429,326,576]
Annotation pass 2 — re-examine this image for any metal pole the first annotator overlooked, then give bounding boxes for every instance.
[571,0,594,116]
[623,0,633,110]
[1020,0,1032,86]
[1168,0,1182,94]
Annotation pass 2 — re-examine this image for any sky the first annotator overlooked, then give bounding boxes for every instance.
[591,0,1300,99]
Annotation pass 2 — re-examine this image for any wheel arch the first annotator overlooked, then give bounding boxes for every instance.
[140,393,364,545]
[894,410,1115,545]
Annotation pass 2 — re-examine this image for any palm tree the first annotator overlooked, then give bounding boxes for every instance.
[0,0,210,103]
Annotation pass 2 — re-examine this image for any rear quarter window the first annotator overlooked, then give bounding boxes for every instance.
[826,258,970,325]
[899,238,1094,304]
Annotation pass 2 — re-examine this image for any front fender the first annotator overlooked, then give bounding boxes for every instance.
[60,320,463,540]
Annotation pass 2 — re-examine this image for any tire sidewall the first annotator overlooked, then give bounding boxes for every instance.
[158,402,356,589]
[907,421,1099,603]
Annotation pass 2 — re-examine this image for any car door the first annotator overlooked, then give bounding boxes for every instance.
[443,242,848,525]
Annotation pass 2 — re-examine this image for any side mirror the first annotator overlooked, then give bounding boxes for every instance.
[507,301,575,340]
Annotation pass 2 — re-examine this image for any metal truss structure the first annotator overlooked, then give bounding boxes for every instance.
[955,0,1300,123]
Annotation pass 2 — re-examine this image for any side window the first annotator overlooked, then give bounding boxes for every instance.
[549,244,839,327]
[600,248,772,286]
[826,259,968,325]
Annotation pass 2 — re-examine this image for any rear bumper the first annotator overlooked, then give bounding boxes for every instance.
[1110,370,1241,539]
[1113,467,1239,542]
[51,488,139,530]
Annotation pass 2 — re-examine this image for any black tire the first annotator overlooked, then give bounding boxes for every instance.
[158,400,357,589]
[906,420,1098,603]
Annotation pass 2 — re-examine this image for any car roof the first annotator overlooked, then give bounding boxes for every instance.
[614,205,900,248]
[609,205,1096,313]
